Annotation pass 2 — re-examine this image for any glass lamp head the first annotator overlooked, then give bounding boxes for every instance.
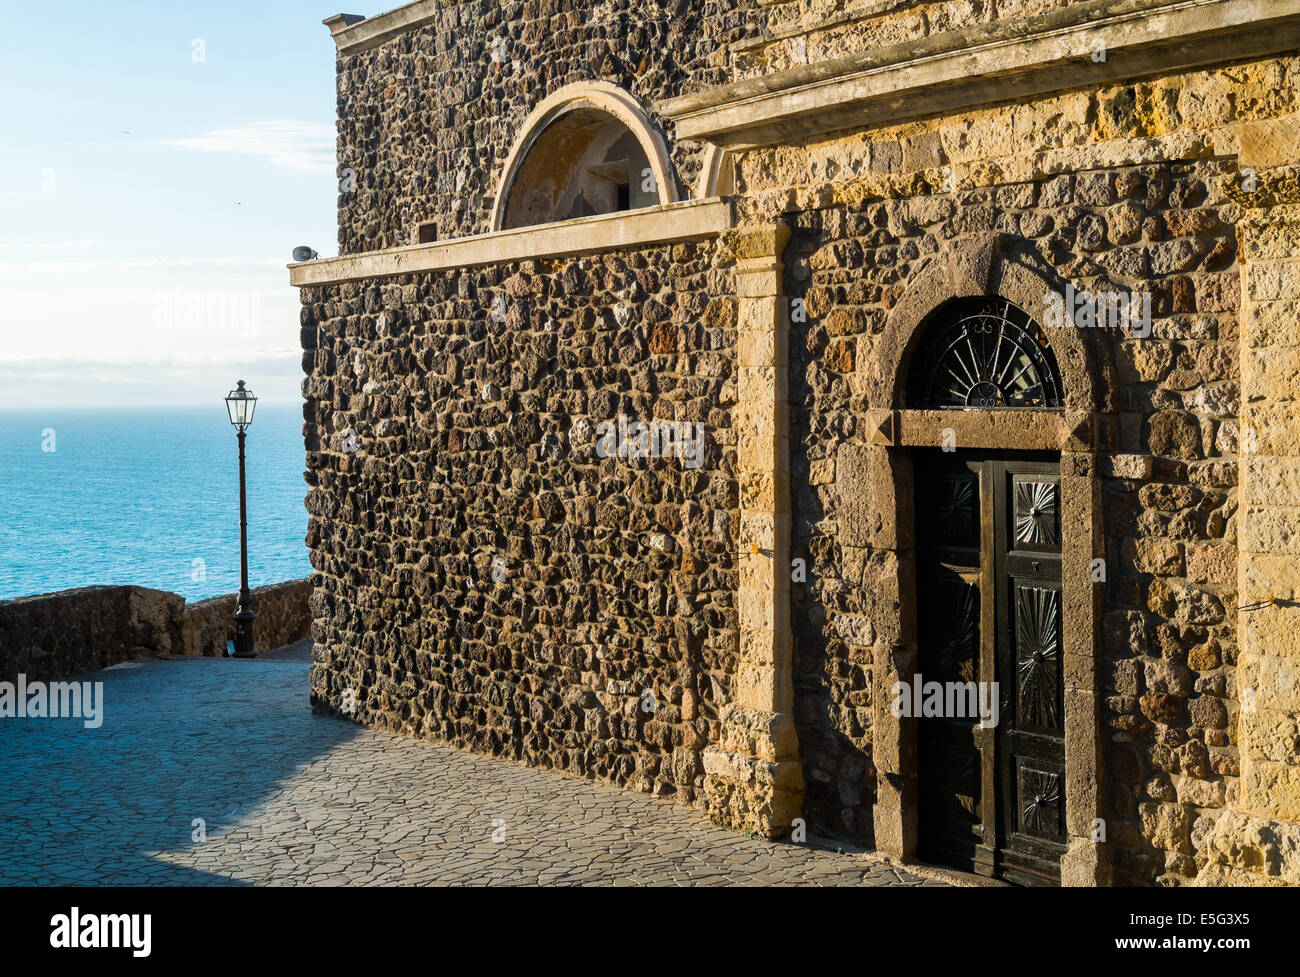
[225,380,257,430]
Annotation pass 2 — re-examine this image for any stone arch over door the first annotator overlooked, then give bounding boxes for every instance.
[864,233,1115,886]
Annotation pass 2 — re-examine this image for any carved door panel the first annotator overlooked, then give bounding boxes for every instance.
[915,452,1064,885]
[994,459,1066,886]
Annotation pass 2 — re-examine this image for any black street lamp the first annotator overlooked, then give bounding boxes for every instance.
[224,380,258,658]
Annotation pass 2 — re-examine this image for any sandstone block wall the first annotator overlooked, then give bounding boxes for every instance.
[736,0,1082,78]
[778,156,1240,873]
[1198,157,1300,885]
[0,580,314,682]
[727,53,1299,881]
[300,243,739,804]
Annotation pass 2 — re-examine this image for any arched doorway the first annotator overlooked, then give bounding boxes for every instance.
[864,233,1115,887]
[906,297,1067,885]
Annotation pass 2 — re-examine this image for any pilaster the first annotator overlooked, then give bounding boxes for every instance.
[703,223,804,838]
[1198,154,1300,885]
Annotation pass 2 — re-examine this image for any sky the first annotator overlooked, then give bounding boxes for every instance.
[0,1,352,409]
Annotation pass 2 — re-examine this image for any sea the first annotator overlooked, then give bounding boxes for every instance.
[0,405,313,602]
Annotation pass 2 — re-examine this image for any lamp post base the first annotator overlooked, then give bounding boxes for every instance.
[232,607,258,658]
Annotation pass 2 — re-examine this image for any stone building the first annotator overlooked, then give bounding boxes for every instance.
[290,0,1300,886]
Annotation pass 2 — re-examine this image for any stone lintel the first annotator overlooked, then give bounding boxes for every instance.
[891,408,1094,451]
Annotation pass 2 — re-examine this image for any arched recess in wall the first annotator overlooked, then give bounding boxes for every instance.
[491,82,679,231]
[863,232,1116,886]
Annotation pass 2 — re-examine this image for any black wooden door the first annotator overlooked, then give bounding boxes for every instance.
[915,451,1065,885]
[916,456,992,876]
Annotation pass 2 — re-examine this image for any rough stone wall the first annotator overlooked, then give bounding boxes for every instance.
[300,242,739,805]
[333,0,765,255]
[734,0,1081,78]
[312,0,1299,882]
[0,587,179,682]
[729,54,1300,877]
[183,579,314,658]
[0,580,313,681]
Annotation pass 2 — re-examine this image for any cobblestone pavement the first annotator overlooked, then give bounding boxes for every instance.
[0,642,953,887]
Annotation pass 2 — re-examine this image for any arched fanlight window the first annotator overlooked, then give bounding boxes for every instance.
[492,83,677,232]
[502,110,657,228]
[906,297,1064,409]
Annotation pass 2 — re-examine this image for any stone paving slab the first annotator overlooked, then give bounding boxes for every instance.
[0,642,953,887]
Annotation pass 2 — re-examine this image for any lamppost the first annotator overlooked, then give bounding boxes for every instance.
[224,380,258,658]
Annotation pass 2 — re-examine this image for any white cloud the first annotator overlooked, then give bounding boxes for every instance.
[161,120,335,173]
[0,350,306,408]
[0,256,286,276]
[0,349,301,371]
[0,350,302,404]
[0,239,95,250]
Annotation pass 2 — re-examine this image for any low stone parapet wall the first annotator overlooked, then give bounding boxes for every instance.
[0,579,313,681]
[183,579,313,659]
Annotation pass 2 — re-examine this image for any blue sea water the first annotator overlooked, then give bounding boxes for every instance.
[0,406,313,602]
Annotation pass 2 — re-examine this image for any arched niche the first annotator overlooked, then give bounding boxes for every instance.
[491,82,678,231]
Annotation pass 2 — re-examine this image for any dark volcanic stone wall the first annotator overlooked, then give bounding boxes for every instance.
[0,587,177,682]
[300,241,740,805]
[334,0,764,254]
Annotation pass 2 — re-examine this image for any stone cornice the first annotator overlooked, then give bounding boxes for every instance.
[728,0,906,55]
[660,0,1300,149]
[323,2,448,55]
[288,198,733,287]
